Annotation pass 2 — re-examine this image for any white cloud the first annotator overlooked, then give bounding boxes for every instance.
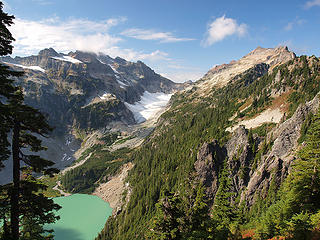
[10,17,125,56]
[284,22,294,31]
[139,50,170,61]
[202,15,248,46]
[10,17,173,63]
[284,18,305,31]
[99,46,170,62]
[305,0,320,8]
[121,28,195,43]
[9,16,192,82]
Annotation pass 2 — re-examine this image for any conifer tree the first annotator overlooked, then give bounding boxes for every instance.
[4,72,60,240]
[0,2,61,239]
[211,164,237,240]
[148,191,183,240]
[179,176,215,240]
[0,1,22,169]
[288,112,320,211]
[148,176,214,240]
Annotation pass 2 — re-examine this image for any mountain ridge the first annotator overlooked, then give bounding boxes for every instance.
[196,46,295,94]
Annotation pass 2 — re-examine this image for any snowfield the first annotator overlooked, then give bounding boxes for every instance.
[125,91,172,123]
[52,56,82,64]
[227,108,284,132]
[3,62,46,73]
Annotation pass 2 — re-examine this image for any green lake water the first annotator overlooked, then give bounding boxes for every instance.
[46,194,112,240]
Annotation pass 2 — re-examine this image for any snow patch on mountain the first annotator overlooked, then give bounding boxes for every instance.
[99,93,117,101]
[3,62,45,73]
[52,56,82,64]
[97,58,106,64]
[226,108,284,132]
[125,91,172,123]
[108,64,120,74]
[117,79,128,87]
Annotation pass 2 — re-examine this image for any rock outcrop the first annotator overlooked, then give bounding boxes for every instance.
[195,93,320,206]
[226,126,254,194]
[195,140,226,198]
[243,93,320,205]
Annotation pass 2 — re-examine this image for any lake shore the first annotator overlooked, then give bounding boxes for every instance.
[93,162,133,211]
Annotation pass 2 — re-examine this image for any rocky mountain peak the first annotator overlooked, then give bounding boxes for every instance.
[38,48,60,57]
[97,53,114,65]
[114,56,127,65]
[248,45,288,55]
[196,46,296,94]
[242,45,295,66]
[70,51,99,63]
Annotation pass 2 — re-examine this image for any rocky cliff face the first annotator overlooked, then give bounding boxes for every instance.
[243,93,320,205]
[195,86,320,208]
[195,140,226,199]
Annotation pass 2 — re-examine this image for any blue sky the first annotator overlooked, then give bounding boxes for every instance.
[3,0,320,82]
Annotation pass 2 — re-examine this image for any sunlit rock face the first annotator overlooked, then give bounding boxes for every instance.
[197,46,295,94]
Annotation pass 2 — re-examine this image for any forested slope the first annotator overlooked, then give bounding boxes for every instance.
[96,52,320,239]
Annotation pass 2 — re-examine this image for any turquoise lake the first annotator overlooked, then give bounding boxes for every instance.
[46,194,112,240]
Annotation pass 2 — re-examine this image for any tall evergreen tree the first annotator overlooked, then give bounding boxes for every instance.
[148,191,183,240]
[211,164,238,240]
[288,112,320,212]
[148,176,214,240]
[0,1,22,169]
[179,176,215,240]
[8,89,61,239]
[0,2,61,239]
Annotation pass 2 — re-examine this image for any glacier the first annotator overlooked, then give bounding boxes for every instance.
[3,62,46,73]
[52,56,82,64]
[125,91,172,123]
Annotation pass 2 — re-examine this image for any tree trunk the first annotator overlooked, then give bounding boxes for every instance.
[11,119,20,239]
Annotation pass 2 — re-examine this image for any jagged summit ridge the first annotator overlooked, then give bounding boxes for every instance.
[198,46,296,92]
[38,47,60,57]
[1,48,181,102]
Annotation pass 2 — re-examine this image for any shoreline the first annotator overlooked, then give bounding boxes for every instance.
[53,181,71,197]
[92,162,133,210]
